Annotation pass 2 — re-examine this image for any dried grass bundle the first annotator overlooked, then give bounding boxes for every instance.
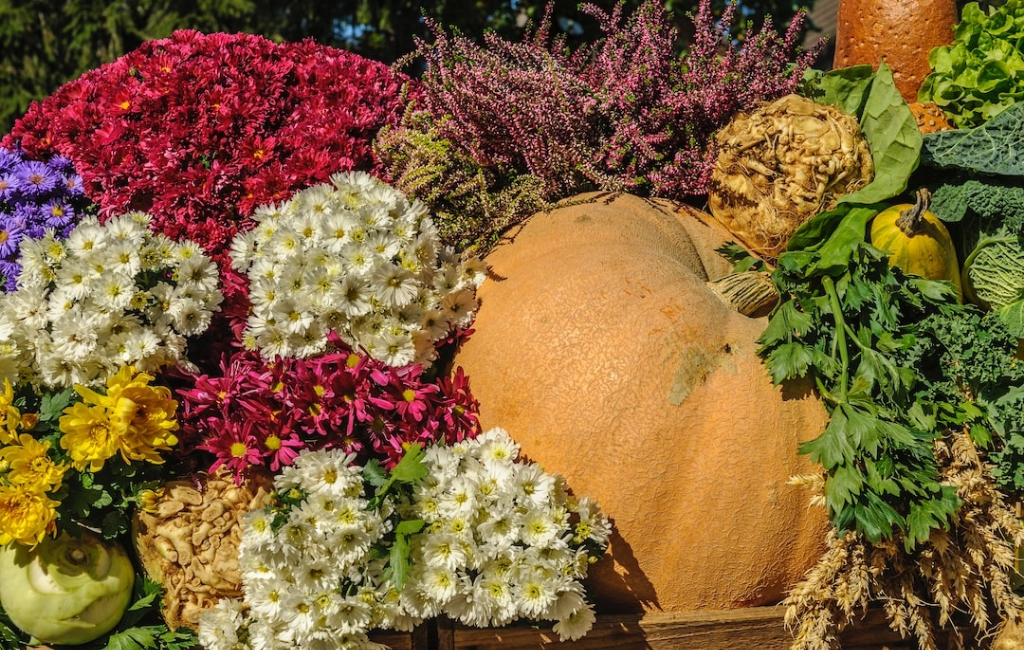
[786,429,1024,650]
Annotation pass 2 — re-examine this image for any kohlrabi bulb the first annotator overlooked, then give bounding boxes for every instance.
[0,530,134,645]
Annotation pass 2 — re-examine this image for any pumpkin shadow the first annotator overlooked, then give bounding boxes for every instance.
[780,377,817,402]
[588,523,661,615]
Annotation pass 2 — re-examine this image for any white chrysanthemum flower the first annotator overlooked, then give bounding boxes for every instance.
[574,496,613,547]
[514,463,556,509]
[231,174,483,366]
[418,565,460,605]
[514,571,558,619]
[520,509,562,549]
[0,214,222,388]
[291,448,363,497]
[63,217,105,256]
[421,533,469,572]
[197,598,247,650]
[552,602,597,642]
[242,509,278,554]
[176,255,220,293]
[366,330,415,368]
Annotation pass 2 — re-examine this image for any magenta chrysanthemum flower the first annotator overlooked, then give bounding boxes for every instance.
[177,337,480,482]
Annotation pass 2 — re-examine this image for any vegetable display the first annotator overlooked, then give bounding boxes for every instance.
[6,1,1024,650]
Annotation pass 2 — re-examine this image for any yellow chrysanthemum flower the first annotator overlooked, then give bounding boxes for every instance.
[106,366,179,464]
[58,401,125,472]
[0,484,58,546]
[63,366,179,468]
[0,434,65,490]
[0,379,22,445]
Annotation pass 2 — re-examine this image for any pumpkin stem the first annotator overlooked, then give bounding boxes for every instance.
[895,188,932,237]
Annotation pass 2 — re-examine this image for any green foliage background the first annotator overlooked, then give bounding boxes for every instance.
[0,0,819,135]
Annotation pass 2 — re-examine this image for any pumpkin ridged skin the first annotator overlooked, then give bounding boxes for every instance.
[870,195,962,297]
[834,0,959,102]
[455,193,829,612]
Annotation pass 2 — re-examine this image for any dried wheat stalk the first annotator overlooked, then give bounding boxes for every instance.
[785,428,1024,650]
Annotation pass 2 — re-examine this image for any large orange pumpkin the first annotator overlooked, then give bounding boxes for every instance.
[833,0,959,103]
[455,192,830,612]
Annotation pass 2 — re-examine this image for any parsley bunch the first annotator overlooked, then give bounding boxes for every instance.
[760,202,1024,549]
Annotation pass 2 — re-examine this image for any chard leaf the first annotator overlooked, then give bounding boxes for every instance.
[921,102,1024,176]
[811,206,882,275]
[836,62,922,206]
[809,64,875,117]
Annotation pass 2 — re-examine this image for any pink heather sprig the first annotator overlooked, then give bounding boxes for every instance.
[412,0,823,199]
[177,339,480,482]
[4,31,417,267]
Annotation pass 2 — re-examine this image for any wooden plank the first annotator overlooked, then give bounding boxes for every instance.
[446,608,792,650]
[435,606,947,650]
[369,630,416,650]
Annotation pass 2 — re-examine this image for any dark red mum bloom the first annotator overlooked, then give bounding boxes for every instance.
[4,30,418,267]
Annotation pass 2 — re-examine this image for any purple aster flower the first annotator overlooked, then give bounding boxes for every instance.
[0,149,19,174]
[0,261,20,292]
[0,219,23,258]
[14,161,59,196]
[0,173,14,201]
[61,172,86,197]
[46,155,74,174]
[44,199,75,230]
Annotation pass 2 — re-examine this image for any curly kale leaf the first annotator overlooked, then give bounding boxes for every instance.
[921,101,1024,175]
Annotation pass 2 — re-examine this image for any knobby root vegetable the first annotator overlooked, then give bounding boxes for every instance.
[708,94,873,259]
[132,468,272,630]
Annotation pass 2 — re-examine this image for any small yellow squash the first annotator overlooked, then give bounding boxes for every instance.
[870,188,962,298]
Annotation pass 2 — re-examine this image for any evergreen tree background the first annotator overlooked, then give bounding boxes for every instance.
[0,0,820,134]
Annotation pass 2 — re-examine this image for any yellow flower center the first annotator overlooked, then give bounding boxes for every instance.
[230,442,247,458]
[264,435,281,451]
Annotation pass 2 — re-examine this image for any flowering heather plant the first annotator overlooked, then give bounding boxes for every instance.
[3,31,415,265]
[177,339,479,480]
[230,172,485,367]
[198,429,610,650]
[0,213,223,389]
[407,0,822,204]
[0,148,93,291]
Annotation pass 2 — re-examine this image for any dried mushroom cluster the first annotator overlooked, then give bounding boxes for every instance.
[708,94,874,259]
[132,469,273,630]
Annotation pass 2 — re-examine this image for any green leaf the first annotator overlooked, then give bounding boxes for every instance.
[837,61,922,206]
[395,518,426,536]
[389,443,428,483]
[786,204,852,253]
[759,299,815,346]
[997,298,1024,338]
[387,528,416,590]
[799,410,856,469]
[103,627,156,650]
[40,388,76,422]
[921,102,1024,175]
[765,342,816,383]
[362,459,388,488]
[807,63,875,117]
[812,206,882,275]
[825,464,864,510]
